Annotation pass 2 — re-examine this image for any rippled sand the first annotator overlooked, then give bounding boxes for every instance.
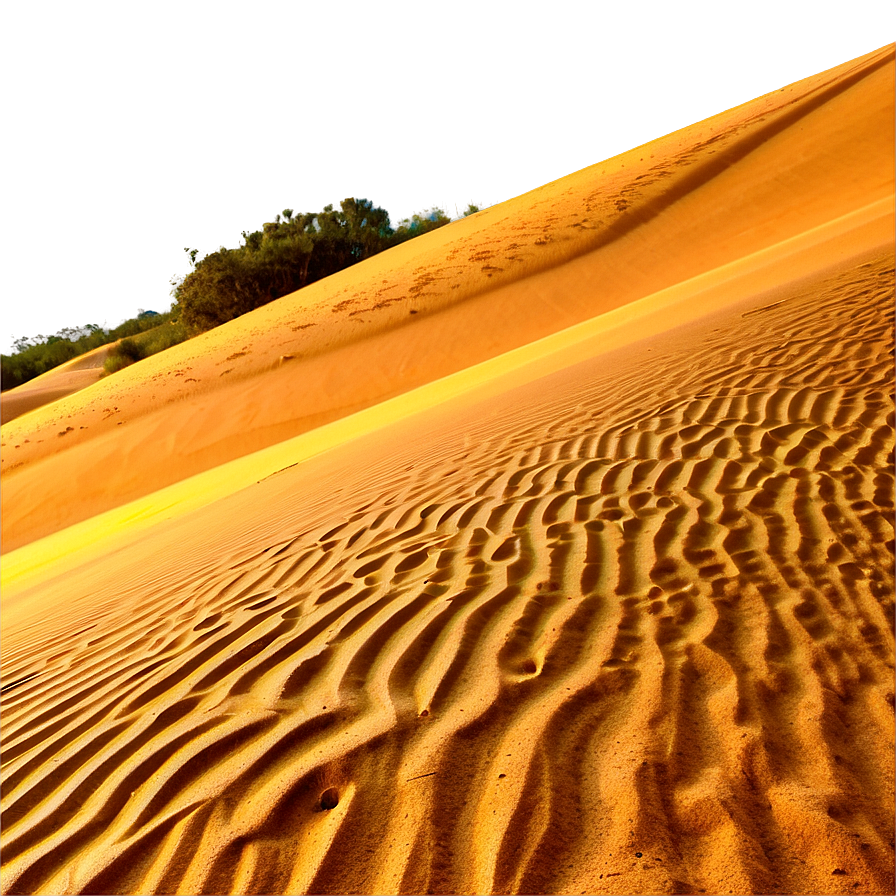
[1,45,893,896]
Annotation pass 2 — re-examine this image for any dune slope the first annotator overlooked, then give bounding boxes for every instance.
[1,227,894,896]
[0,343,112,425]
[0,48,896,894]
[1,44,892,552]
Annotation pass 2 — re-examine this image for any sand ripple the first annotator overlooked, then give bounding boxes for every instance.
[1,253,893,894]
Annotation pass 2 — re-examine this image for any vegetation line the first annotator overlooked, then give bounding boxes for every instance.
[1,199,482,391]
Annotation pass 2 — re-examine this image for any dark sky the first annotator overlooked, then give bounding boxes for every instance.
[2,0,891,350]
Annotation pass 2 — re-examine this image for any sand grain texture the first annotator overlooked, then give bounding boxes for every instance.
[1,46,894,896]
[2,44,893,552]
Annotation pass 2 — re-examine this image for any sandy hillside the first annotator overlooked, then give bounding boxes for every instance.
[0,342,113,425]
[1,46,894,896]
[2,44,893,553]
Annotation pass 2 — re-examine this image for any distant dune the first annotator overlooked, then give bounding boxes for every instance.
[1,45,893,896]
[0,342,112,425]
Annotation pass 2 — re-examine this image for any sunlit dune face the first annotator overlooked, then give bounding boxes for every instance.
[2,245,893,895]
[0,44,893,896]
[2,45,892,554]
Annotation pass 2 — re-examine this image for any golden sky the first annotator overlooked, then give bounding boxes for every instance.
[2,0,892,350]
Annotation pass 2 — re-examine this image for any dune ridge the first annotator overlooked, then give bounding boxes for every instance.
[2,44,892,552]
[0,343,112,425]
[1,242,893,894]
[1,193,890,604]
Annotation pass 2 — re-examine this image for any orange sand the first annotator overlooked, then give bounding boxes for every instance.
[0,342,112,425]
[1,45,893,896]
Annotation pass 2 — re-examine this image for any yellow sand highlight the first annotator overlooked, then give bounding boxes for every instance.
[4,195,889,601]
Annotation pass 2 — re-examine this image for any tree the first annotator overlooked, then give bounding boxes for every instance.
[393,207,451,243]
[174,198,448,332]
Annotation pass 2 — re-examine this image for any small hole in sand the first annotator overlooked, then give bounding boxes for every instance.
[319,788,339,810]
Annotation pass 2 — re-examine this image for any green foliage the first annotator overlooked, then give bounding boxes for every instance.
[112,317,150,339]
[393,207,451,243]
[101,319,190,376]
[140,320,188,355]
[101,354,131,375]
[2,310,186,391]
[173,198,452,332]
[463,204,481,216]
[118,338,144,362]
[1,339,79,389]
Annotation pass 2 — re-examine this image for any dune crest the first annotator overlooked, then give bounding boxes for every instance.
[0,343,112,425]
[2,44,892,552]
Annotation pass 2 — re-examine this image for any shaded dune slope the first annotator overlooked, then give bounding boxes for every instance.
[1,245,892,894]
[2,45,892,552]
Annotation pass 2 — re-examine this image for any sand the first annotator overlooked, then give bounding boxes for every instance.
[1,45,893,896]
[0,342,112,426]
[2,44,893,553]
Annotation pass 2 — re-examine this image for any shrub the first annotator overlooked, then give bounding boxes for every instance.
[118,338,144,362]
[141,321,188,355]
[103,338,145,374]
[102,353,133,375]
[101,321,191,377]
[174,198,453,332]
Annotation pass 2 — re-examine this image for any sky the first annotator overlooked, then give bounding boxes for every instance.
[2,1,893,354]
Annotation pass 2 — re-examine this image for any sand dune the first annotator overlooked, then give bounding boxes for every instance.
[2,44,892,552]
[1,46,894,896]
[2,241,892,895]
[0,342,113,425]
